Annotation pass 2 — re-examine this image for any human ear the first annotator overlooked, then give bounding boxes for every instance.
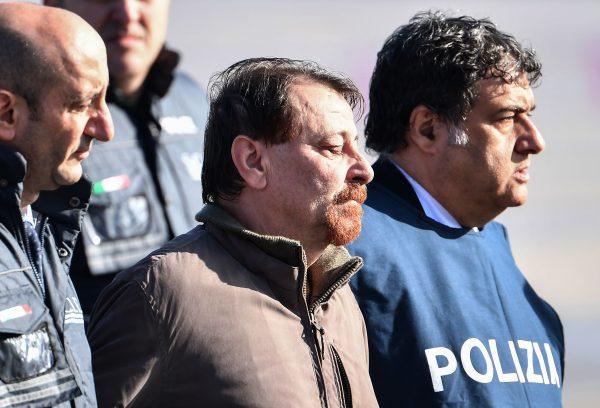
[0,90,18,142]
[406,105,445,154]
[230,135,267,190]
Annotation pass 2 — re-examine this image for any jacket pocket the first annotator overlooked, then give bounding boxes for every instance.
[82,144,170,275]
[0,325,54,382]
[0,286,51,383]
[0,286,81,407]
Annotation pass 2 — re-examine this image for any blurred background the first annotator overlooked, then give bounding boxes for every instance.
[166,1,598,406]
[18,0,600,405]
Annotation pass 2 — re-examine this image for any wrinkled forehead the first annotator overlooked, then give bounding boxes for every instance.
[289,82,355,122]
[288,83,357,142]
[52,38,108,102]
[472,72,534,108]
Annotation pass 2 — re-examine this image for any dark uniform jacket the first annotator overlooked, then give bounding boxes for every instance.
[0,145,95,407]
[71,48,209,314]
[88,204,379,408]
[348,157,564,407]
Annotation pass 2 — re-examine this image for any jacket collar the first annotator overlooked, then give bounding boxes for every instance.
[372,155,425,215]
[196,203,362,308]
[0,143,90,245]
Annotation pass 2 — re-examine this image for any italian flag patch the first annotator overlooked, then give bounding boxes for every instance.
[92,175,131,195]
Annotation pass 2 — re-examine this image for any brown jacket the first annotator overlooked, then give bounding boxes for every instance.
[88,204,378,407]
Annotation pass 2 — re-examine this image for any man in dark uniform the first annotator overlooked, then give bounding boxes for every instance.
[45,0,209,316]
[348,11,564,407]
[0,3,113,406]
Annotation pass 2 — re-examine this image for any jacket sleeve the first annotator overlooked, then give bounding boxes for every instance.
[87,277,161,408]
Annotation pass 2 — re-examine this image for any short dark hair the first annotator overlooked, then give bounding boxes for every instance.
[202,57,363,203]
[0,26,57,119]
[366,11,542,153]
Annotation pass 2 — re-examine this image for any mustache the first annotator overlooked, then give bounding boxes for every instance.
[334,183,367,205]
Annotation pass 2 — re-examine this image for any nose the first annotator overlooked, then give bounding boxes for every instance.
[86,102,114,143]
[112,0,141,24]
[347,151,374,185]
[515,117,545,155]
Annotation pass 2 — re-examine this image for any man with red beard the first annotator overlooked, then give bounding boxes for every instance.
[87,58,378,408]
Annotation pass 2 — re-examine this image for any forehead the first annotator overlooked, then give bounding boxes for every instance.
[289,82,357,138]
[471,73,535,113]
[59,50,108,99]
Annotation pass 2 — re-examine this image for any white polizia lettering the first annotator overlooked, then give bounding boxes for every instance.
[424,338,561,392]
[461,338,494,384]
[425,347,458,392]
[489,339,518,383]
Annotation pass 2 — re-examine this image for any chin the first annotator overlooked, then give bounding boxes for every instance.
[53,167,83,187]
[109,56,142,80]
[326,217,363,246]
[504,192,528,208]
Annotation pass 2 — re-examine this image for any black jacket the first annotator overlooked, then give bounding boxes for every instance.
[0,145,96,407]
[70,48,209,315]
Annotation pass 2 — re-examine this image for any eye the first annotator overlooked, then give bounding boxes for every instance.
[68,100,92,112]
[323,145,343,155]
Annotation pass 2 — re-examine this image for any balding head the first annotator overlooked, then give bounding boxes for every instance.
[0,2,106,117]
[0,2,113,206]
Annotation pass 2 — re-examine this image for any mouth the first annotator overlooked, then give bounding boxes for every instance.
[114,34,144,47]
[105,28,145,48]
[73,141,93,161]
[73,150,90,161]
[514,165,530,183]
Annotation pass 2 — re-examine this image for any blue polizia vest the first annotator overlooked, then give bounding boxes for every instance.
[348,157,564,407]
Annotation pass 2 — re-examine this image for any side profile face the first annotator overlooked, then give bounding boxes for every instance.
[265,82,374,246]
[435,72,545,222]
[54,0,171,94]
[17,35,113,191]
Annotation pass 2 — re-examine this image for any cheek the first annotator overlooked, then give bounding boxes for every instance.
[309,159,345,194]
[489,142,517,177]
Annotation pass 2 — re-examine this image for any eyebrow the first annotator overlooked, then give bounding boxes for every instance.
[66,90,102,108]
[496,104,536,114]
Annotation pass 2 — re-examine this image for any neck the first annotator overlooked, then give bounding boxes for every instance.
[218,197,327,267]
[440,199,501,228]
[391,151,497,228]
[20,186,38,210]
[112,73,148,107]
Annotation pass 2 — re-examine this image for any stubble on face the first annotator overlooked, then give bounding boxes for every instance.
[432,76,539,227]
[325,183,367,245]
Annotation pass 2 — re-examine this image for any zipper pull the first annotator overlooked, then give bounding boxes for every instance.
[311,320,326,361]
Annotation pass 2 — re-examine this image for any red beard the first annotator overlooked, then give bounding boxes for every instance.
[325,183,367,246]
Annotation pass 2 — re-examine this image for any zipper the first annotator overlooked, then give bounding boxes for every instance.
[302,252,361,407]
[308,258,361,315]
[311,314,354,408]
[311,318,326,362]
[298,246,328,408]
[330,344,353,408]
[18,214,47,299]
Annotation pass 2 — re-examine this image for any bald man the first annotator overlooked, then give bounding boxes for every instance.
[45,0,209,317]
[0,3,113,407]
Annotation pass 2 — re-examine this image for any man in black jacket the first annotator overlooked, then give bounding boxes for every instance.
[0,3,113,407]
[45,0,209,316]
